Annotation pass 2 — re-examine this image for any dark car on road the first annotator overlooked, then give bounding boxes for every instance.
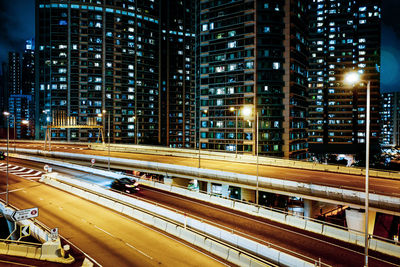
[111,177,139,194]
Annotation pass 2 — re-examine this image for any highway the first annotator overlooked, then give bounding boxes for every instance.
[0,159,230,267]
[5,141,400,199]
[3,158,400,267]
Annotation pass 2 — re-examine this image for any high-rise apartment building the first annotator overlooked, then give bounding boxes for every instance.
[22,39,36,138]
[198,0,308,159]
[381,92,400,147]
[36,1,160,143]
[159,0,195,148]
[35,0,195,147]
[308,0,382,155]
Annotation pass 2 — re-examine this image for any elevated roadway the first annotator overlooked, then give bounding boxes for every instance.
[5,157,400,267]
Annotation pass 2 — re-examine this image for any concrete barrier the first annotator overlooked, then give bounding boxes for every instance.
[0,242,8,254]
[8,243,28,257]
[278,252,314,267]
[305,220,323,234]
[323,225,349,243]
[375,239,400,257]
[209,241,229,260]
[26,245,41,259]
[285,216,306,230]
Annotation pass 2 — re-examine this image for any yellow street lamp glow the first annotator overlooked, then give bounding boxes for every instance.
[97,113,103,117]
[21,120,29,125]
[3,111,10,116]
[102,109,106,114]
[344,72,361,85]
[242,106,252,117]
[229,107,235,112]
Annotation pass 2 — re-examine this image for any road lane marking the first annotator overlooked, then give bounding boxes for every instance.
[126,242,153,260]
[94,225,115,238]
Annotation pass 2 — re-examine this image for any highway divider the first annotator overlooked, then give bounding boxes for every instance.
[40,172,326,267]
[7,149,400,213]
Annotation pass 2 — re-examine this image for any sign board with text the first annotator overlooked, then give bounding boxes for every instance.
[11,208,39,222]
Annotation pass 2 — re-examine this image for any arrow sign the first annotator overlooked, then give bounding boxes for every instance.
[20,225,30,238]
[11,208,39,222]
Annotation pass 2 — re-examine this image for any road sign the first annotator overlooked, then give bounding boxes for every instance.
[91,158,95,165]
[11,208,39,221]
[44,165,49,171]
[50,227,58,240]
[20,225,30,238]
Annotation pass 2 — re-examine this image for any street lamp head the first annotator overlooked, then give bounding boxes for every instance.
[3,111,10,116]
[21,120,29,125]
[97,113,103,117]
[102,109,106,114]
[344,71,361,85]
[242,106,252,117]
[229,107,235,112]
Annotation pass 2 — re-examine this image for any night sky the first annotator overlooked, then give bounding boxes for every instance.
[0,0,399,92]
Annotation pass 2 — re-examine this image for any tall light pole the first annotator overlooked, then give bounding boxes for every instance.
[12,116,16,153]
[344,71,370,267]
[99,111,111,171]
[230,107,238,158]
[3,112,10,206]
[242,106,258,204]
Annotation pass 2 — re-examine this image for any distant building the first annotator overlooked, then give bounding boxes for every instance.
[308,0,382,156]
[197,0,308,159]
[381,92,400,147]
[21,39,36,138]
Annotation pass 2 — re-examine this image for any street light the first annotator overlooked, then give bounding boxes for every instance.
[242,106,259,205]
[344,71,370,267]
[99,111,111,171]
[3,112,10,206]
[230,107,238,158]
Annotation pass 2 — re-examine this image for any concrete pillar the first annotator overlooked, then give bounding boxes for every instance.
[220,184,229,198]
[241,188,255,203]
[207,182,212,194]
[345,209,377,235]
[303,199,312,218]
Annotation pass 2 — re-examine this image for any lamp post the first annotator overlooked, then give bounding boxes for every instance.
[344,71,370,267]
[230,107,238,158]
[99,111,111,171]
[242,106,258,204]
[3,112,10,206]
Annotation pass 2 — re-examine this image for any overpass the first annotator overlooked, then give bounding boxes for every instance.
[2,145,399,214]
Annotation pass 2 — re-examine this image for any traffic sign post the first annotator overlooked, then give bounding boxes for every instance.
[50,227,58,240]
[91,158,95,167]
[11,207,39,222]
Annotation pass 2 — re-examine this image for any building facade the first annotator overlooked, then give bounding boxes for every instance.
[21,39,36,138]
[159,0,195,148]
[308,0,382,155]
[36,0,160,143]
[381,92,400,147]
[198,0,308,159]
